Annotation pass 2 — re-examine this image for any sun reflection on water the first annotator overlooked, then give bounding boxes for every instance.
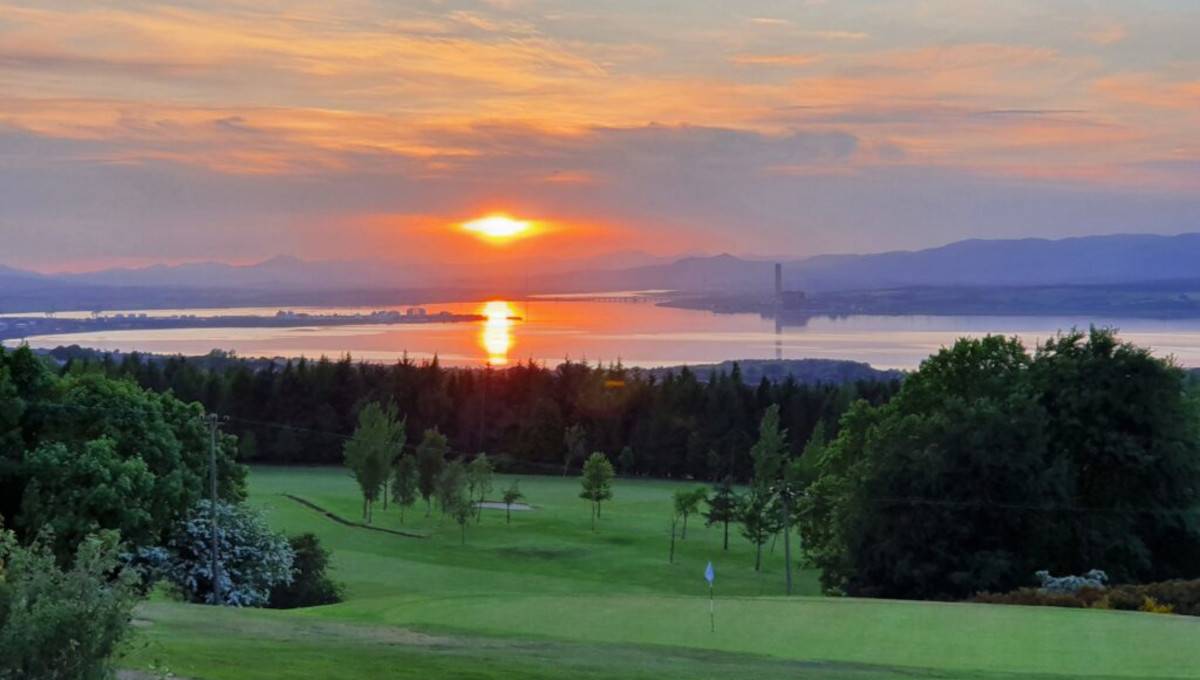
[480,300,516,366]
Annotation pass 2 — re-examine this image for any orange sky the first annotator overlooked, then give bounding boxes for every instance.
[2,1,1200,271]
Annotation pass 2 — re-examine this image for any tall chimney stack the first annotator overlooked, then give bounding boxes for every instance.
[774,262,783,296]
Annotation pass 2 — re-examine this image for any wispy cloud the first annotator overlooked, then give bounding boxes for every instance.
[0,0,1198,266]
[729,53,822,67]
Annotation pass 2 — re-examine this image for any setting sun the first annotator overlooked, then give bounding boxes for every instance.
[461,214,535,243]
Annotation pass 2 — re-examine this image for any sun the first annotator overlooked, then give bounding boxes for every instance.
[460,214,535,243]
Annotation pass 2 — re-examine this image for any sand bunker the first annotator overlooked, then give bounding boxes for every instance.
[476,501,534,511]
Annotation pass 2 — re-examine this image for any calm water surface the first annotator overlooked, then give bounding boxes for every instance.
[10,300,1200,369]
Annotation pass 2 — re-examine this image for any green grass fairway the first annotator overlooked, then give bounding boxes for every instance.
[120,466,1200,679]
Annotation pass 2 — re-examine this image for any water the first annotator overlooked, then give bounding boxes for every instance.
[9,300,1200,369]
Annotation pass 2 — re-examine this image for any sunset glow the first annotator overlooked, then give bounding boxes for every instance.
[480,300,517,366]
[2,1,1200,270]
[461,215,535,244]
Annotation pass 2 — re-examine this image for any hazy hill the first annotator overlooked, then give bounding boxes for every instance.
[789,233,1200,292]
[60,255,436,290]
[43,250,673,292]
[5,233,1200,309]
[533,233,1200,293]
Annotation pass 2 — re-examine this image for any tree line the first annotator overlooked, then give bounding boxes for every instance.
[57,350,900,481]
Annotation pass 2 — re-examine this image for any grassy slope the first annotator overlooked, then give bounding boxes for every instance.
[120,467,1200,679]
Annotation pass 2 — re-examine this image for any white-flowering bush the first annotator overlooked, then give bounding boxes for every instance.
[159,500,294,607]
[1035,569,1108,594]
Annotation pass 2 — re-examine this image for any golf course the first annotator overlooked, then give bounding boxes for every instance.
[119,466,1200,679]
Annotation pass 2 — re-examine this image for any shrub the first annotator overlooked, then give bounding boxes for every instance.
[1105,580,1200,616]
[976,579,1200,617]
[0,528,141,680]
[158,500,293,607]
[972,588,1086,609]
[1105,588,1146,611]
[267,533,343,609]
[1073,586,1107,608]
[1140,596,1175,614]
[1137,579,1200,616]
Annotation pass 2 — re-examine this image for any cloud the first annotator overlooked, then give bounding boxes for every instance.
[0,1,1198,268]
[1083,19,1127,46]
[1093,74,1200,110]
[730,53,822,67]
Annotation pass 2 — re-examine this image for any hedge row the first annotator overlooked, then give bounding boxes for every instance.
[973,579,1200,616]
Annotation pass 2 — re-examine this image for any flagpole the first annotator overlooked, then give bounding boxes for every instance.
[709,582,715,633]
[704,561,715,633]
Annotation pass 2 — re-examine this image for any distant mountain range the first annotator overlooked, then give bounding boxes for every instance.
[785,233,1200,292]
[4,232,1200,313]
[531,233,1200,293]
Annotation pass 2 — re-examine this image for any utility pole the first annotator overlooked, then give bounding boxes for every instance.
[207,413,223,606]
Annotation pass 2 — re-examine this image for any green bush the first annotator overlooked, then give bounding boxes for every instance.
[0,528,140,680]
[267,533,343,609]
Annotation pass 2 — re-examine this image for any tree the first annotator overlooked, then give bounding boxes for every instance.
[1030,329,1200,580]
[579,452,615,531]
[673,487,708,540]
[449,493,474,545]
[390,455,419,524]
[16,438,156,561]
[501,480,524,524]
[704,477,740,551]
[436,459,468,517]
[563,424,587,476]
[342,402,404,523]
[155,500,294,607]
[238,429,259,461]
[416,428,449,517]
[750,404,788,493]
[791,420,827,489]
[0,527,141,680]
[749,403,796,590]
[798,331,1200,599]
[618,445,636,475]
[467,453,495,523]
[267,533,343,609]
[381,413,407,511]
[739,490,782,572]
[0,347,246,565]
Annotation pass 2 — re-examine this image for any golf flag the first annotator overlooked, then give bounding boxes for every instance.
[704,561,714,585]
